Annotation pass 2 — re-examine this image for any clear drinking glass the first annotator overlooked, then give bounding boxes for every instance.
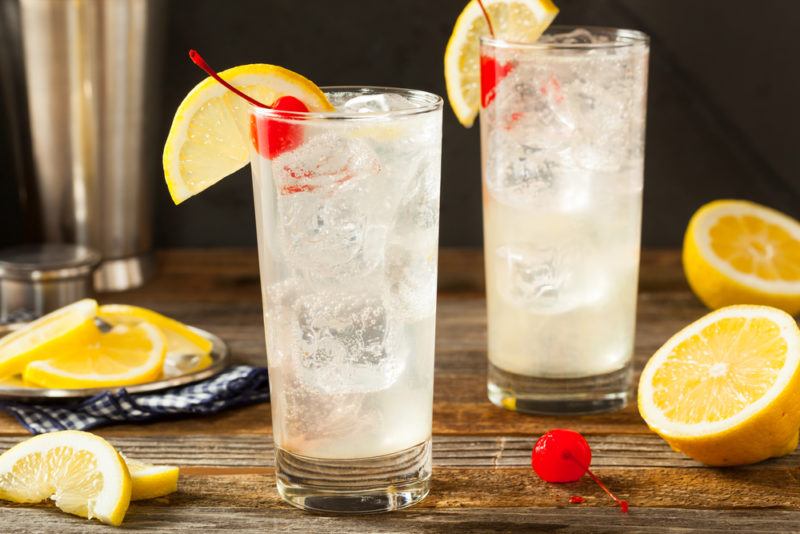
[249,87,443,513]
[480,27,650,414]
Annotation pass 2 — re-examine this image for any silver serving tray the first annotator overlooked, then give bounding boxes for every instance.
[0,323,229,400]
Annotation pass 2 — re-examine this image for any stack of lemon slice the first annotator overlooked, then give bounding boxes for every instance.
[0,300,213,389]
[0,430,179,526]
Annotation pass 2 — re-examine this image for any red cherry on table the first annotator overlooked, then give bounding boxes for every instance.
[250,95,308,160]
[532,429,630,513]
[532,429,591,483]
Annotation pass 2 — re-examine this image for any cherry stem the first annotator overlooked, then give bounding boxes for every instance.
[476,0,496,38]
[585,468,629,513]
[188,50,268,108]
[565,452,629,513]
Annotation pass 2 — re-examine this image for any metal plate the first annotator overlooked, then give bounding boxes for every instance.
[0,323,229,401]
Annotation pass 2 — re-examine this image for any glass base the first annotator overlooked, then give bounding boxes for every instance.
[487,362,632,415]
[275,439,431,514]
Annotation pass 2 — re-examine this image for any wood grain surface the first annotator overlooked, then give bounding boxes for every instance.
[2,248,798,532]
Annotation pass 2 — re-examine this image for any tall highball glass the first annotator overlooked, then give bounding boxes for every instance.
[249,87,442,512]
[480,27,649,414]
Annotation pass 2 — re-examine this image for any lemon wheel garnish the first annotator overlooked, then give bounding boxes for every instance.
[163,63,334,204]
[638,305,800,466]
[683,199,800,314]
[0,431,131,526]
[98,304,213,375]
[124,457,179,501]
[22,322,167,389]
[0,299,98,379]
[444,0,558,127]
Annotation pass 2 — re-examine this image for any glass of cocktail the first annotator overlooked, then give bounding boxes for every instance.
[249,87,443,512]
[480,27,649,414]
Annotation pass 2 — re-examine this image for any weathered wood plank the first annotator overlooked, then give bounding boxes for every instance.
[3,470,800,533]
[2,434,797,471]
[6,506,800,534]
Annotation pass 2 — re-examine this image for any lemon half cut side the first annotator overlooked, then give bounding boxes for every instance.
[683,199,800,314]
[638,305,800,466]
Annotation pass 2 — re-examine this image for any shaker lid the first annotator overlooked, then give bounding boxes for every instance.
[0,244,101,281]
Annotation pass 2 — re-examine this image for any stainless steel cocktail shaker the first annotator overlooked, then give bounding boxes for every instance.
[1,0,165,291]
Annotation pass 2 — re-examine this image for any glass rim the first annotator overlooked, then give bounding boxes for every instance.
[481,25,650,51]
[250,86,443,121]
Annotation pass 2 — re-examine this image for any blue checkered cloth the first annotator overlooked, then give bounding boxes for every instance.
[0,365,269,434]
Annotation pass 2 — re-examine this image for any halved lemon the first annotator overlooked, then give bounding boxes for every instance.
[444,0,559,127]
[98,304,213,375]
[124,457,179,501]
[0,431,131,526]
[0,299,99,378]
[163,64,334,204]
[683,200,800,315]
[638,305,800,466]
[23,322,167,389]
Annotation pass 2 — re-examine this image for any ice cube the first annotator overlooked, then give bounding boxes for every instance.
[493,244,606,314]
[340,93,418,113]
[491,66,577,151]
[391,149,440,233]
[272,133,390,279]
[385,241,437,321]
[484,138,589,212]
[540,28,604,45]
[291,289,407,394]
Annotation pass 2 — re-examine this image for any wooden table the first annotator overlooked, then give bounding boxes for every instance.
[2,248,799,532]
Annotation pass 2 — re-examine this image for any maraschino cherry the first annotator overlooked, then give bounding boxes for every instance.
[532,429,629,513]
[189,50,306,160]
[476,0,513,108]
[250,96,308,160]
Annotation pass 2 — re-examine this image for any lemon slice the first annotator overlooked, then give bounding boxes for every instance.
[124,457,179,501]
[638,305,800,466]
[23,322,167,389]
[163,64,334,204]
[0,431,131,526]
[0,299,99,378]
[444,0,558,127]
[683,200,800,314]
[98,304,213,375]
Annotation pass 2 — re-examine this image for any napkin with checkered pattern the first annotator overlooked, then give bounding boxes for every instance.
[0,365,269,434]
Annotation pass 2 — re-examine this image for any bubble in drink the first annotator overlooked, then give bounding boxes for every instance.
[293,289,406,394]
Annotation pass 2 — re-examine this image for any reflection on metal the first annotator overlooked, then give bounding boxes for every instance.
[5,0,165,291]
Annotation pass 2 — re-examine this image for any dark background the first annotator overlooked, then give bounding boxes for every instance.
[1,0,799,249]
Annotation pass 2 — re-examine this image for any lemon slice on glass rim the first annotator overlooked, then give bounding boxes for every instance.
[444,0,559,127]
[163,63,334,204]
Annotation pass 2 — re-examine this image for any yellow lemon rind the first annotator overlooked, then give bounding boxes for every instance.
[163,64,334,205]
[683,199,800,315]
[0,299,99,379]
[444,0,559,127]
[638,305,800,466]
[0,430,131,526]
[98,304,213,355]
[22,323,167,389]
[124,457,179,501]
